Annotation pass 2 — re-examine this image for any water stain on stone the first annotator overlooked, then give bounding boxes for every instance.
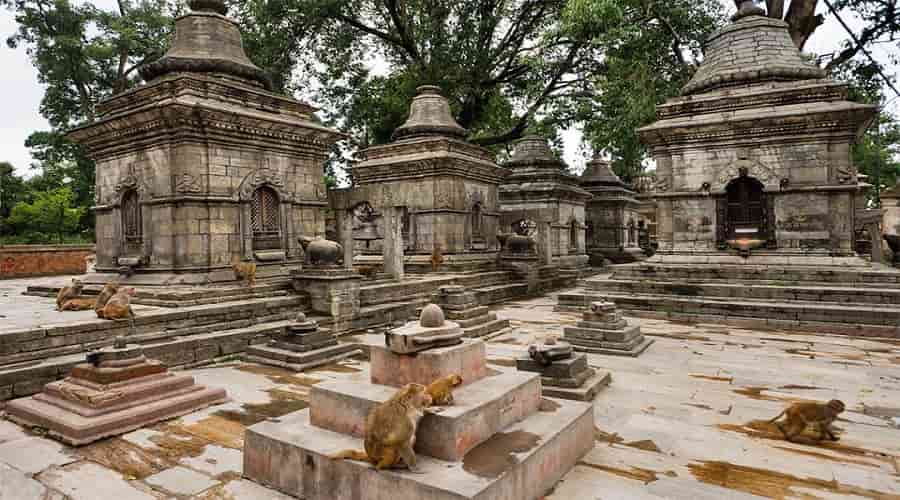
[486,358,517,367]
[78,437,173,479]
[577,462,660,483]
[594,426,624,444]
[539,399,561,412]
[688,460,896,499]
[236,364,323,387]
[690,374,733,383]
[624,440,661,453]
[462,431,541,478]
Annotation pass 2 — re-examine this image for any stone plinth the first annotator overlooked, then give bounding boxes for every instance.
[291,267,362,332]
[244,313,363,372]
[516,340,611,401]
[431,285,510,339]
[243,304,594,499]
[563,301,654,357]
[4,341,227,446]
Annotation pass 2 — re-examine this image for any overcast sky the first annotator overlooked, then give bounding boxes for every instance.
[0,0,896,177]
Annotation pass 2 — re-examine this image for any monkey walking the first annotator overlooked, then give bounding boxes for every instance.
[426,374,462,407]
[769,399,845,442]
[232,260,257,287]
[94,282,120,319]
[56,278,84,311]
[329,383,433,472]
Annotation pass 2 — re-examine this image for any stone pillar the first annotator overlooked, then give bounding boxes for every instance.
[383,206,405,280]
[339,209,354,271]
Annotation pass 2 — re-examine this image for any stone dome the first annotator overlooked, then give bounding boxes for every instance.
[392,86,468,141]
[681,7,825,96]
[419,304,446,328]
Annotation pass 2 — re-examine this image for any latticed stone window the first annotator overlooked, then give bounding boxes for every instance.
[122,189,142,243]
[251,186,282,249]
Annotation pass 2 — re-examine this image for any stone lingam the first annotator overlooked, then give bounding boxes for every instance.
[563,301,654,357]
[244,312,363,372]
[244,304,595,499]
[4,337,227,446]
[516,337,611,401]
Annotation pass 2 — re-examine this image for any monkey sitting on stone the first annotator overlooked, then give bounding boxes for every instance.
[60,298,97,311]
[56,278,84,310]
[426,374,463,406]
[94,282,120,319]
[329,383,432,472]
[769,399,846,442]
[99,287,136,320]
[232,259,257,287]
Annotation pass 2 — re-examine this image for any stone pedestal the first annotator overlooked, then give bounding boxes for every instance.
[243,305,594,499]
[563,301,654,357]
[4,339,227,446]
[292,267,362,332]
[431,285,510,339]
[244,313,363,372]
[516,340,611,401]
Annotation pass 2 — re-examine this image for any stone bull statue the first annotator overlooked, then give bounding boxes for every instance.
[298,236,344,266]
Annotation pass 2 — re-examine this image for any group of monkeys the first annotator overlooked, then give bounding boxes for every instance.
[55,279,136,320]
[330,373,462,472]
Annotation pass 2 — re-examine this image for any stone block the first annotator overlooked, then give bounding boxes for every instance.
[370,339,487,388]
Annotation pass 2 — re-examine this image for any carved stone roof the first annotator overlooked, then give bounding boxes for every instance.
[682,11,825,96]
[392,86,468,140]
[139,1,271,89]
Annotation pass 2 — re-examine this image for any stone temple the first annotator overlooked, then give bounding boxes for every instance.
[68,0,344,285]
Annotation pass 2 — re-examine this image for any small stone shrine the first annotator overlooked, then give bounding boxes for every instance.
[5,337,227,446]
[516,337,611,401]
[68,0,343,285]
[563,301,653,357]
[581,156,644,264]
[244,313,363,372]
[244,305,593,499]
[431,285,510,339]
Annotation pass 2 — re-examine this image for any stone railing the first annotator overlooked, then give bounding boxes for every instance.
[0,244,95,279]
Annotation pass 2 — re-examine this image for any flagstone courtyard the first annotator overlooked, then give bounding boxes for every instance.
[1,277,898,500]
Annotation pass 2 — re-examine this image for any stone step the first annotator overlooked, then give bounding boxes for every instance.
[308,371,541,461]
[610,262,900,287]
[558,291,900,338]
[243,398,594,500]
[244,344,364,373]
[586,278,900,306]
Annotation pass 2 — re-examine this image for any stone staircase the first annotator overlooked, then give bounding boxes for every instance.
[558,263,900,338]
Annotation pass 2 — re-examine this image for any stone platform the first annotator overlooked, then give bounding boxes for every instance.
[4,341,227,446]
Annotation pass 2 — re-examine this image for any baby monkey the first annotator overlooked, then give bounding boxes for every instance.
[769,399,845,442]
[426,374,463,406]
[329,383,432,472]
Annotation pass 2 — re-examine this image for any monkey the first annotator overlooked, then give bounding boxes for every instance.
[94,282,120,319]
[60,298,97,311]
[100,287,136,320]
[329,383,433,472]
[56,278,84,311]
[769,399,846,442]
[430,244,444,273]
[426,374,463,406]
[232,259,257,287]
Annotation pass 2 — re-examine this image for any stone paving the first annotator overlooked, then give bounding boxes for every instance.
[0,284,898,498]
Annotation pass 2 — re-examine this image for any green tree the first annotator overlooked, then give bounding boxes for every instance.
[6,187,86,243]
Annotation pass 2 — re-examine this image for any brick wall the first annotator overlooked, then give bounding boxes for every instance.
[0,245,95,279]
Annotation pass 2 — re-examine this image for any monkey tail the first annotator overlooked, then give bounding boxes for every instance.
[768,409,786,423]
[328,449,369,462]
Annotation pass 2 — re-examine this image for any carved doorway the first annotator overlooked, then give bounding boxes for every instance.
[717,175,775,248]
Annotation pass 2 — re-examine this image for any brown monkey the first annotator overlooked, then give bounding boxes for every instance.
[232,260,257,287]
[56,278,84,310]
[430,244,444,273]
[100,287,136,320]
[426,374,463,406]
[329,383,433,472]
[60,298,97,311]
[94,282,120,319]
[769,399,845,442]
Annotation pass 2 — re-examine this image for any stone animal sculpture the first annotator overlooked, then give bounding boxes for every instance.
[299,236,343,266]
[769,399,845,442]
[232,259,257,287]
[94,282,120,318]
[60,298,97,311]
[99,287,136,320]
[329,383,432,472]
[426,374,463,406]
[56,278,84,310]
[430,244,444,272]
